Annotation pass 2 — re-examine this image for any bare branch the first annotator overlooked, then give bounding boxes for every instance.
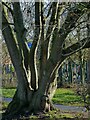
[2,22,14,25]
[2,2,13,16]
[62,37,90,58]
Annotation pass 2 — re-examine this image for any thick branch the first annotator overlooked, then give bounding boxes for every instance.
[58,3,88,45]
[29,2,41,90]
[49,3,89,65]
[38,2,45,87]
[12,2,30,70]
[2,2,13,16]
[44,2,59,59]
[2,9,20,71]
[2,9,31,98]
[2,22,14,25]
[62,37,90,58]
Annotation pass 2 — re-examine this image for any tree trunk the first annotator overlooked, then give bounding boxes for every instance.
[87,12,90,119]
[58,66,63,87]
[68,60,72,83]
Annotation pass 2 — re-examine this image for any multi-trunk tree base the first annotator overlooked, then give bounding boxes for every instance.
[2,89,55,120]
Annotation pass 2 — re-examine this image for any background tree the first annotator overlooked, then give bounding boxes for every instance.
[2,1,90,119]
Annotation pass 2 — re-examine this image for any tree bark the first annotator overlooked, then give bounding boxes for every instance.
[2,8,33,117]
[29,2,41,90]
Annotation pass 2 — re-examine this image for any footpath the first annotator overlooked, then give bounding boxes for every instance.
[1,97,89,118]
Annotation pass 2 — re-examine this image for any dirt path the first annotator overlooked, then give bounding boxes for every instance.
[2,97,87,113]
[2,97,87,112]
[55,104,89,119]
[1,97,89,118]
[2,97,12,102]
[54,104,87,112]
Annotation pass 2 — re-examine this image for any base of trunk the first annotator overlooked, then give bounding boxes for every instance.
[2,90,55,120]
[2,92,30,120]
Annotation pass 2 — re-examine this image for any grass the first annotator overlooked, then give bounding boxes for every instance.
[52,88,84,106]
[22,109,84,119]
[45,110,74,119]
[0,88,16,98]
[0,87,84,110]
[0,87,86,119]
[0,88,16,110]
[15,109,81,119]
[2,102,9,110]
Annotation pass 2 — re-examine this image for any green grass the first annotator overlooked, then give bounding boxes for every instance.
[2,101,9,110]
[0,88,16,110]
[0,88,16,98]
[52,88,84,106]
[45,110,74,119]
[0,87,84,110]
[0,88,86,119]
[12,109,79,119]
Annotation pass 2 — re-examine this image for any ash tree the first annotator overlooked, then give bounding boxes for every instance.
[2,1,90,119]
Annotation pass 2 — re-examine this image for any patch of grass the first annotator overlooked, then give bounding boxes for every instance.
[45,110,74,119]
[2,101,9,110]
[52,88,84,106]
[29,110,75,119]
[0,88,16,98]
[0,88,16,110]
